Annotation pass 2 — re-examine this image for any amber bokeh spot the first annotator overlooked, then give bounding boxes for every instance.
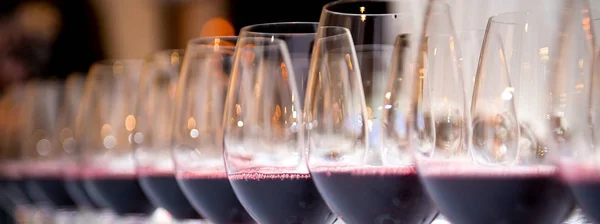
[200,17,235,37]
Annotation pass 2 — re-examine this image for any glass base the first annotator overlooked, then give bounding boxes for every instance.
[431,214,452,224]
[112,215,150,224]
[172,219,210,224]
[563,208,592,224]
[151,208,209,224]
[54,210,78,224]
[421,209,591,224]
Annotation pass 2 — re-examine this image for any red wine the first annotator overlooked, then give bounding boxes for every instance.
[4,178,34,204]
[26,176,76,209]
[1,163,34,204]
[311,167,437,224]
[229,171,336,224]
[138,172,202,220]
[83,172,155,216]
[23,163,76,209]
[0,207,14,224]
[177,170,254,224]
[421,164,574,224]
[0,178,16,224]
[64,168,101,209]
[64,178,101,209]
[560,164,600,223]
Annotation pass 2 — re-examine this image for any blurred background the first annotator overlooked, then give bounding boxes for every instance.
[0,0,598,92]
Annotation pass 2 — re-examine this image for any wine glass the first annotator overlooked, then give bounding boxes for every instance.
[416,7,574,223]
[552,1,600,223]
[305,24,436,224]
[171,36,254,224]
[0,85,32,223]
[132,49,205,223]
[62,74,102,209]
[60,74,113,223]
[222,32,335,223]
[457,29,485,107]
[77,60,155,221]
[0,89,16,223]
[18,80,83,224]
[312,0,438,223]
[18,81,68,224]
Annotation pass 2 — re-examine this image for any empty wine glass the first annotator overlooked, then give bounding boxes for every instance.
[77,60,155,221]
[223,33,335,223]
[416,7,574,223]
[132,49,205,223]
[170,37,254,224]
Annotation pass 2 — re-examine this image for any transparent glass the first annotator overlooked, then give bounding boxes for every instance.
[305,25,438,223]
[223,32,335,223]
[594,17,600,45]
[18,81,77,213]
[60,74,114,223]
[555,1,600,223]
[240,22,317,108]
[0,84,33,222]
[320,0,423,45]
[417,8,575,223]
[61,74,104,212]
[319,0,422,169]
[170,37,254,224]
[457,29,485,107]
[131,49,205,223]
[314,1,440,223]
[77,60,155,218]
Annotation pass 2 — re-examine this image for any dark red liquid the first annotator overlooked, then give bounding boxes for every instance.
[139,173,202,220]
[26,177,76,209]
[229,172,336,224]
[177,171,254,224]
[560,164,600,223]
[421,167,574,224]
[64,179,101,209]
[311,167,437,224]
[84,174,155,216]
[0,179,16,224]
[570,181,600,223]
[0,207,14,224]
[7,179,34,204]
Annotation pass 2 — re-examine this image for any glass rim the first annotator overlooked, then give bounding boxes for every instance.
[187,36,238,50]
[236,36,291,49]
[487,9,592,26]
[92,59,143,67]
[145,49,185,61]
[316,26,352,38]
[240,22,318,37]
[323,0,415,17]
[88,59,143,80]
[457,29,486,34]
[487,11,531,26]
